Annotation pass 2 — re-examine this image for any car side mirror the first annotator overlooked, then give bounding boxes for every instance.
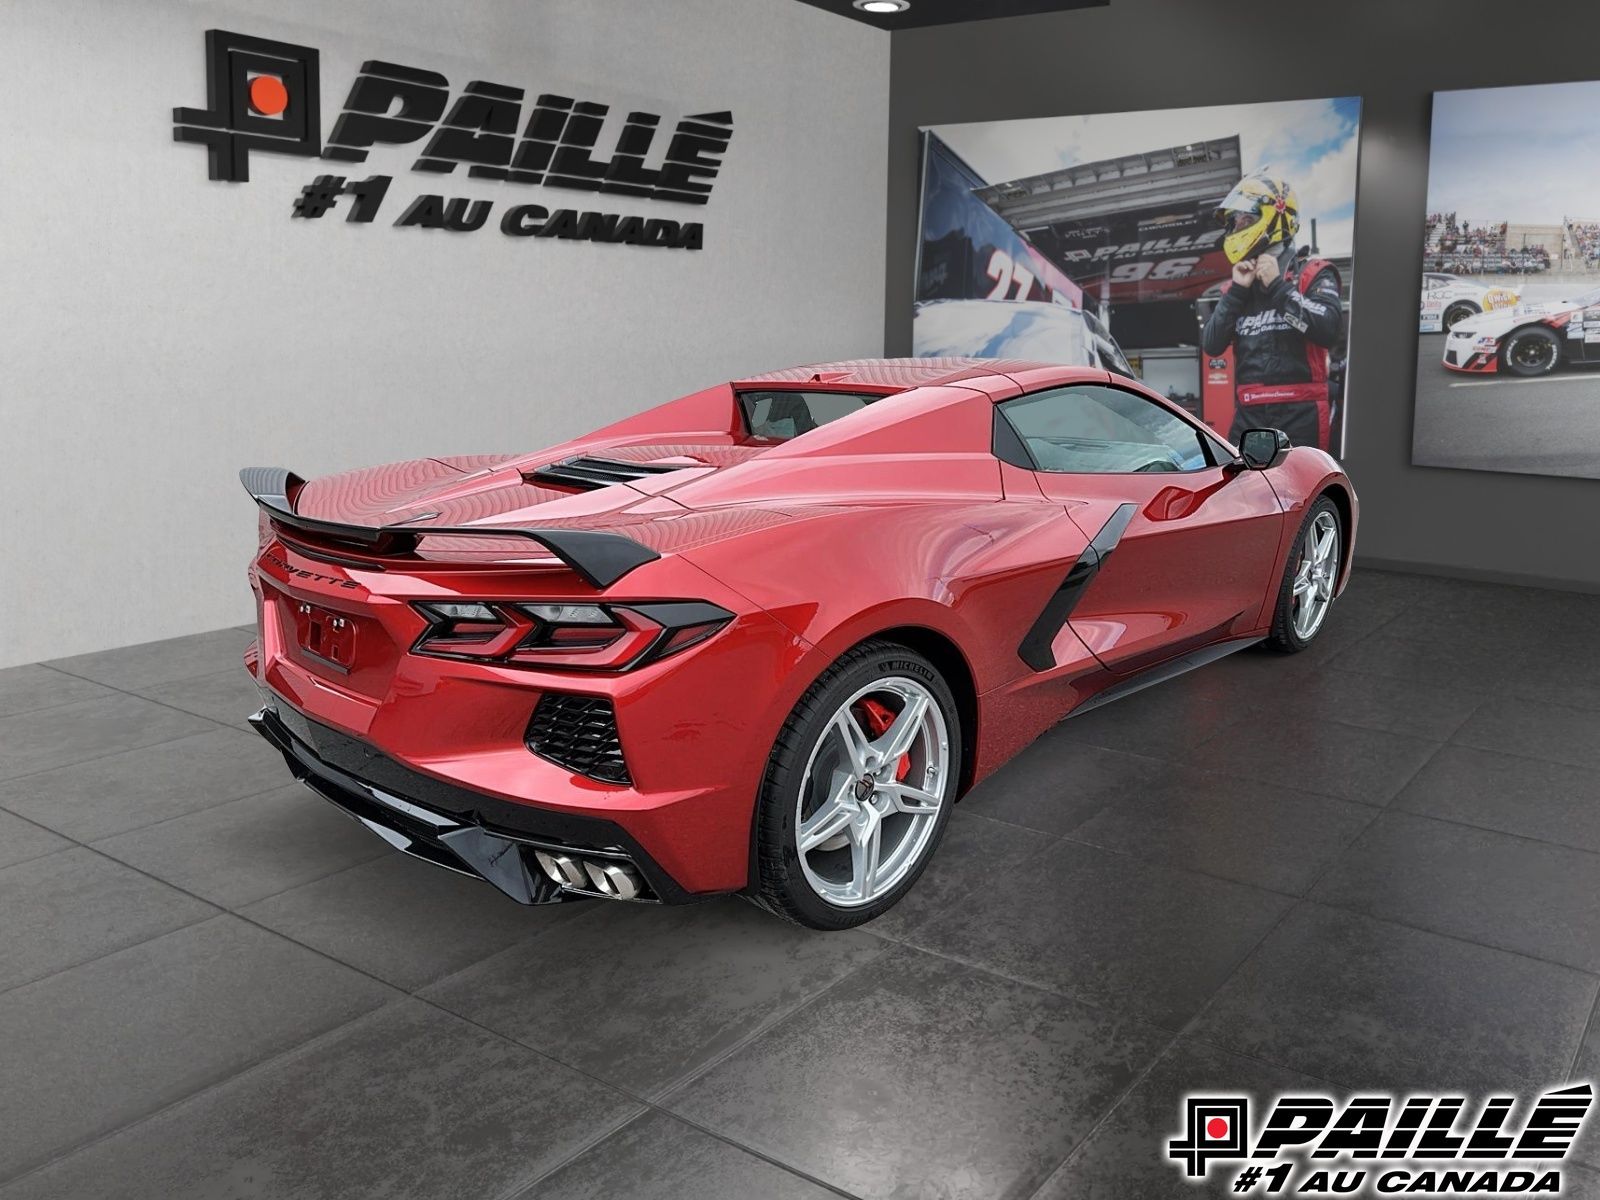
[1238,427,1291,470]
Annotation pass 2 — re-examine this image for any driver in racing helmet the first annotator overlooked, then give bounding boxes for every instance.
[1200,172,1343,452]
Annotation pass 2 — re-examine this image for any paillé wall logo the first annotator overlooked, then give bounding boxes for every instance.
[171,29,731,250]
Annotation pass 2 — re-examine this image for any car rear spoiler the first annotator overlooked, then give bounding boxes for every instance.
[239,466,660,588]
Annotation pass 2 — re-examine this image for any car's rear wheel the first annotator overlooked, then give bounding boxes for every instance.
[749,640,959,929]
[1441,301,1478,331]
[1500,325,1561,376]
[1265,496,1341,653]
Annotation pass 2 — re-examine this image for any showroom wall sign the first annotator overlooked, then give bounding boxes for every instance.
[171,30,731,250]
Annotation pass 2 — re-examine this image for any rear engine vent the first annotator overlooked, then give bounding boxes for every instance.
[531,456,684,492]
[525,693,631,785]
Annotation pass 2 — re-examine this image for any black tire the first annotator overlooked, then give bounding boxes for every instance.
[1264,496,1342,654]
[1499,325,1562,377]
[748,639,961,930]
[1441,301,1478,331]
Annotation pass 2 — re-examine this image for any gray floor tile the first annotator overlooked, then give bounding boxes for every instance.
[92,786,391,908]
[1331,633,1509,693]
[422,897,884,1097]
[1395,746,1600,854]
[904,840,1292,1028]
[0,810,70,870]
[134,668,263,730]
[523,1109,836,1200]
[1574,1010,1600,1168]
[1577,1005,1598,1086]
[1,999,633,1200]
[0,695,214,782]
[0,666,113,719]
[0,728,289,841]
[1454,698,1600,772]
[1381,584,1600,652]
[961,737,1171,835]
[1037,1038,1341,1200]
[1563,1162,1600,1198]
[43,627,254,692]
[240,852,587,990]
[0,848,216,993]
[1335,633,1600,714]
[1183,714,1439,806]
[1190,903,1597,1093]
[0,916,392,1182]
[668,943,1171,1200]
[867,809,1056,941]
[1311,811,1600,972]
[1249,667,1483,742]
[1068,765,1374,895]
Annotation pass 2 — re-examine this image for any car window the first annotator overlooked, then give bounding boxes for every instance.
[998,384,1211,474]
[737,390,877,441]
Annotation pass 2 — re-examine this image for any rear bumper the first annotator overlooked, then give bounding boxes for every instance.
[251,701,702,905]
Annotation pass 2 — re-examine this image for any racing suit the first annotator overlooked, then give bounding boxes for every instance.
[1201,243,1343,451]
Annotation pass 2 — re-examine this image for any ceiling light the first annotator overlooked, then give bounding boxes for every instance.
[854,0,911,13]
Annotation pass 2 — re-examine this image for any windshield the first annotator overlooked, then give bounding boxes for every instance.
[737,390,879,441]
[1569,287,1600,307]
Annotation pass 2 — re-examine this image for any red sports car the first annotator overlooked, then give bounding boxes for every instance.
[243,358,1355,929]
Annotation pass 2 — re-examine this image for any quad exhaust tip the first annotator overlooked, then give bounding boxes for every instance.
[532,850,645,901]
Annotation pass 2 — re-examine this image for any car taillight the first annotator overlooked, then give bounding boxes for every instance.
[410,600,732,671]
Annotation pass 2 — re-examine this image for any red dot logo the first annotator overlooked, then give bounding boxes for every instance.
[1206,1116,1230,1140]
[248,75,289,116]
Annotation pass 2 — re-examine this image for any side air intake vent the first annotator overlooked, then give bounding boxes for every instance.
[525,693,631,785]
[531,456,685,492]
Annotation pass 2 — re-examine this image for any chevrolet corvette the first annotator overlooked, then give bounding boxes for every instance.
[1443,286,1600,375]
[243,358,1356,929]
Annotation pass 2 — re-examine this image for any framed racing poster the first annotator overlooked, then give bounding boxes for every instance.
[912,97,1362,458]
[1413,81,1600,480]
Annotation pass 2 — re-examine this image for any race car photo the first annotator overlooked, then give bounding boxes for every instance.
[1442,285,1600,375]
[241,358,1356,930]
[912,298,1135,375]
[1418,271,1520,333]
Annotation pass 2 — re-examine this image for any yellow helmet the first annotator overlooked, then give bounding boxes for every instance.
[1215,172,1300,264]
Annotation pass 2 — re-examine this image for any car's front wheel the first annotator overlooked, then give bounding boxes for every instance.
[1500,325,1562,376]
[1441,301,1478,331]
[750,640,959,929]
[1265,496,1342,653]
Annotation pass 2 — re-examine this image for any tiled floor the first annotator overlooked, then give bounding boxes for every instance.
[1,570,1598,1198]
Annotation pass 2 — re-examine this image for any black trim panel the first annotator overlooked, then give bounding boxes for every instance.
[531,456,685,492]
[1069,636,1263,716]
[240,466,661,588]
[1017,501,1137,671]
[252,699,698,904]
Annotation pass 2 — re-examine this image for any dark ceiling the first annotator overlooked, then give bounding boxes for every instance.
[791,0,1108,30]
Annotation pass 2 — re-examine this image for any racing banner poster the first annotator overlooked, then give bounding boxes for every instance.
[1412,81,1600,481]
[911,98,1362,458]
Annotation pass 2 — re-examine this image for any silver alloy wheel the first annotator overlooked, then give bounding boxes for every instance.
[794,676,949,908]
[1291,510,1340,641]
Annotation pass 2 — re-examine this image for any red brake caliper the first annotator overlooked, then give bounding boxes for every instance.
[855,698,912,782]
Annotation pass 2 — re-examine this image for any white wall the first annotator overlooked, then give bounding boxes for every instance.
[0,0,888,667]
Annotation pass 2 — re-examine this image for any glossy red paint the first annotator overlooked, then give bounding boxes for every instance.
[244,358,1357,897]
